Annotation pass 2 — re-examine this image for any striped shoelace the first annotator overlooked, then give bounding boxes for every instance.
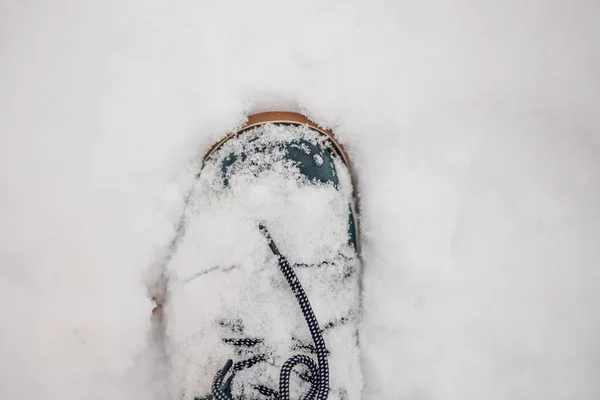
[210,224,330,400]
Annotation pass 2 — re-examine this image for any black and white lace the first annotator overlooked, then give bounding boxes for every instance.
[211,224,330,400]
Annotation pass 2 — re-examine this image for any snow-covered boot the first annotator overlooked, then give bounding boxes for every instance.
[166,112,362,400]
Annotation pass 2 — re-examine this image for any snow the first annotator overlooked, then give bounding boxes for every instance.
[1,0,599,399]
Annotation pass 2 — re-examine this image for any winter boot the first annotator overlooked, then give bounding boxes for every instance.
[166,112,362,400]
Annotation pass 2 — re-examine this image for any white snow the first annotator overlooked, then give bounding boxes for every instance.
[1,0,599,399]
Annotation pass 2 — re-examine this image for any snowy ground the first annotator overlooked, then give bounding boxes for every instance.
[1,1,599,399]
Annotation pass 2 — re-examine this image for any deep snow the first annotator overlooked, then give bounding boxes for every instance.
[1,0,599,399]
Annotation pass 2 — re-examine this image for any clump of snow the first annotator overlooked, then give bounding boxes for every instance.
[1,0,599,400]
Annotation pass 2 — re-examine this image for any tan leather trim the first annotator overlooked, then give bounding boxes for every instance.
[203,112,350,168]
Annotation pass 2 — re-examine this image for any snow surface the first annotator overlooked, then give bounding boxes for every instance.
[1,0,599,399]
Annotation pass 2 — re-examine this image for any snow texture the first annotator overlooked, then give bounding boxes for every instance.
[1,1,599,399]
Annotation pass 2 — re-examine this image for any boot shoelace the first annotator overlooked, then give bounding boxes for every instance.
[211,224,330,400]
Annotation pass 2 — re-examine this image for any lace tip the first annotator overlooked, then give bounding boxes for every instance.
[219,359,234,378]
[258,223,282,256]
[258,223,268,236]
